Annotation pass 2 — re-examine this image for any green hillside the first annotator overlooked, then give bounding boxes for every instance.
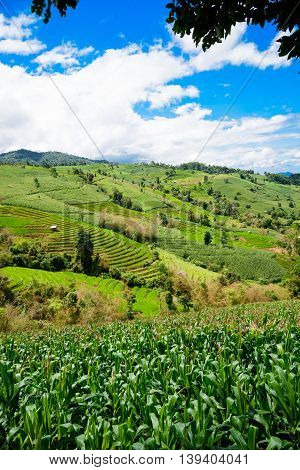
[0,160,299,451]
[0,149,107,166]
[0,267,162,317]
[0,161,298,288]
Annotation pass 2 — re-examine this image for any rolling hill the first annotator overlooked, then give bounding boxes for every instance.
[0,149,108,166]
[0,157,299,451]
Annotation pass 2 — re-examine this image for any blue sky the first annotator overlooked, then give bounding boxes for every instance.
[0,0,299,172]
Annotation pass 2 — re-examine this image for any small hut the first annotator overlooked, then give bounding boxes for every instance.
[50,225,59,232]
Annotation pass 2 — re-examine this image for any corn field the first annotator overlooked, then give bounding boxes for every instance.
[0,321,299,450]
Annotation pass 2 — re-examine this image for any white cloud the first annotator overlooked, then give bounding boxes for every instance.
[0,13,46,55]
[0,13,36,40]
[0,43,298,173]
[172,23,289,71]
[0,38,45,55]
[0,14,298,173]
[34,42,95,70]
[147,84,199,109]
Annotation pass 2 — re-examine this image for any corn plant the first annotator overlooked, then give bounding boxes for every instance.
[0,318,299,450]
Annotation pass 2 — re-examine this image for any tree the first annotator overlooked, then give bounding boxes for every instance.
[220,230,228,247]
[0,275,14,306]
[159,212,169,227]
[75,228,94,274]
[166,1,300,61]
[204,231,212,245]
[31,1,300,61]
[50,167,58,178]
[86,173,95,184]
[31,0,79,23]
[165,291,174,310]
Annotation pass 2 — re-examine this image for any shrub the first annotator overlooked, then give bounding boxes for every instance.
[109,267,122,280]
[0,275,14,306]
[122,273,144,288]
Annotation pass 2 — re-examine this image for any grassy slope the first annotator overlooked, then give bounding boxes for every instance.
[158,248,219,283]
[0,266,162,317]
[0,163,297,283]
[1,164,299,218]
[211,174,300,214]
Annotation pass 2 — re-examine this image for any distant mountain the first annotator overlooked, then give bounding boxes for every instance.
[0,149,109,166]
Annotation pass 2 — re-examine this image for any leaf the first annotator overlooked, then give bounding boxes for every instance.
[7,427,20,442]
[174,422,185,440]
[247,426,258,450]
[150,413,159,431]
[267,436,283,450]
[132,442,145,450]
[75,434,86,450]
[230,428,247,450]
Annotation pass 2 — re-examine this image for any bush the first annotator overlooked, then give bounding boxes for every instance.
[288,276,300,298]
[109,267,122,280]
[0,276,14,306]
[0,252,12,268]
[9,241,71,272]
[122,273,144,287]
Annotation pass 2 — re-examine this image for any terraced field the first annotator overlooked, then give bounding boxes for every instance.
[0,205,159,281]
[0,267,162,317]
[158,249,219,283]
[159,238,285,282]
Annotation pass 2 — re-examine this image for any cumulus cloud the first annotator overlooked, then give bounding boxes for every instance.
[0,38,45,55]
[0,13,298,173]
[34,42,95,71]
[147,84,199,109]
[0,13,46,55]
[172,23,289,71]
[0,13,35,40]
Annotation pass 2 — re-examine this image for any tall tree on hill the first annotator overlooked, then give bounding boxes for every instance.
[31,1,299,61]
[220,230,228,247]
[75,228,94,274]
[204,231,212,245]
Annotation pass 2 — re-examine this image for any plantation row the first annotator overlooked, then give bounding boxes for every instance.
[0,206,159,280]
[0,314,299,449]
[158,238,285,282]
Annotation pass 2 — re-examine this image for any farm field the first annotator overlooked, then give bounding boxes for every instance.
[0,267,163,317]
[158,249,219,283]
[0,205,159,281]
[0,300,299,450]
[159,238,285,282]
[0,158,299,451]
[1,0,300,454]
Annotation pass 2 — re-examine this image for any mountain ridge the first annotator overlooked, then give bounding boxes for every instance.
[0,149,109,166]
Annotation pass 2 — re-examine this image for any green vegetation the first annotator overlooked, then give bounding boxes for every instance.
[0,267,163,319]
[0,300,299,449]
[0,149,103,166]
[0,206,159,282]
[159,239,285,282]
[0,159,299,450]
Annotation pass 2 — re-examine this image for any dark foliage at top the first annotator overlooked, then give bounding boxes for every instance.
[166,0,300,60]
[31,0,79,23]
[31,1,299,60]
